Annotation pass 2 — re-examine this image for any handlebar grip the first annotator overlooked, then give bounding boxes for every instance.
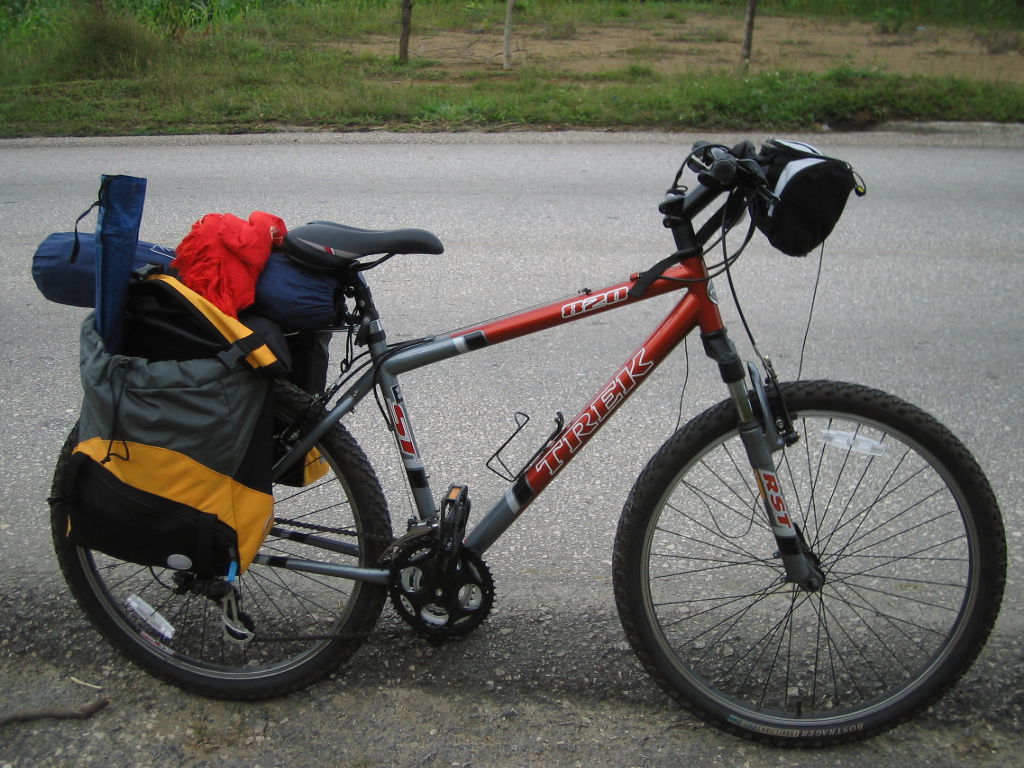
[694,147,737,189]
[708,148,738,185]
[679,140,763,195]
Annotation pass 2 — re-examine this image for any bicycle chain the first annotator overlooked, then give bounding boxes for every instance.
[273,515,396,548]
[259,520,495,644]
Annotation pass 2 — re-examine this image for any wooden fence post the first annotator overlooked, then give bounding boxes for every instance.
[399,0,414,64]
[503,0,516,70]
[740,0,758,72]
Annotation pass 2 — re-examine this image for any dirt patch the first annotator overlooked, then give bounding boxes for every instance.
[348,13,1023,83]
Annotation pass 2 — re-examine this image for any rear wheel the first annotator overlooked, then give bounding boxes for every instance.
[613,380,1005,745]
[51,382,392,699]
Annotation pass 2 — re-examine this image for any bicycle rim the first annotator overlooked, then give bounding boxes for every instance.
[630,383,1002,740]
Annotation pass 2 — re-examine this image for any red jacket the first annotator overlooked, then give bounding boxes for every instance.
[173,211,286,317]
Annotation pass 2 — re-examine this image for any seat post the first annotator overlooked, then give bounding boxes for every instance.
[349,272,390,358]
[350,272,438,521]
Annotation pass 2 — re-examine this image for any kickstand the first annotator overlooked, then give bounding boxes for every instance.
[220,589,254,645]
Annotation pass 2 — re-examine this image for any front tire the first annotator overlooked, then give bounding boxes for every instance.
[613,380,1005,745]
[51,382,392,699]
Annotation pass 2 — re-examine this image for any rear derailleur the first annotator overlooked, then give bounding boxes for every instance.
[385,485,495,644]
[172,571,255,645]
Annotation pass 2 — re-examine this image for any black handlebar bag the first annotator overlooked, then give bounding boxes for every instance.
[752,139,863,257]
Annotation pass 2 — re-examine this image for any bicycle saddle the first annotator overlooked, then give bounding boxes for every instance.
[281,221,444,271]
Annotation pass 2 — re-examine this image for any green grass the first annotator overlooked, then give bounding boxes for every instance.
[0,1,1022,137]
[4,57,1019,136]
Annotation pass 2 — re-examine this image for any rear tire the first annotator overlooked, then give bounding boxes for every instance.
[51,381,392,699]
[613,380,1005,745]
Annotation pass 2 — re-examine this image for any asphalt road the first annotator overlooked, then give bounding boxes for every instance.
[1,128,1022,767]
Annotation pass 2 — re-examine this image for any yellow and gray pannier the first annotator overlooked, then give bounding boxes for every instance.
[57,271,288,578]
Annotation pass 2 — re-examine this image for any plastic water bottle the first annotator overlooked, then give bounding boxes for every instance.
[125,594,175,640]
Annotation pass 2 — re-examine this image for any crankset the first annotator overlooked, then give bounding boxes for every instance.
[387,486,495,642]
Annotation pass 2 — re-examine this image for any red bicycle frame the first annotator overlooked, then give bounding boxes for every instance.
[376,254,727,555]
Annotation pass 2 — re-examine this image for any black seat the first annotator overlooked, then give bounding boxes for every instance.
[281,221,444,271]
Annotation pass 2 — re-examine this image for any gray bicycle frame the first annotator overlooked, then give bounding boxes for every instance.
[260,193,817,589]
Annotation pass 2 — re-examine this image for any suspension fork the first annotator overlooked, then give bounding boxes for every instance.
[702,328,823,591]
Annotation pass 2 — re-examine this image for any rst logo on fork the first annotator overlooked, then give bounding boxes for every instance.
[755,468,794,531]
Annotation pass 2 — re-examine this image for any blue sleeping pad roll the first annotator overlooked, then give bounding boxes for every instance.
[34,235,344,331]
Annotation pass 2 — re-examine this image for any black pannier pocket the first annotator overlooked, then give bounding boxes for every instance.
[60,452,237,577]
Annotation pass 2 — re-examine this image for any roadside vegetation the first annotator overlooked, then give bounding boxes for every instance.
[1,0,1021,136]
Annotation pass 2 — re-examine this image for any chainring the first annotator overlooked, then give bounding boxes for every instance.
[387,540,495,642]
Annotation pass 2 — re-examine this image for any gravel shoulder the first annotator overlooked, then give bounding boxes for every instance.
[2,582,1022,768]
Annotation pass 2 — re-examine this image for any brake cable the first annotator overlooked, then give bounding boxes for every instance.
[797,243,826,381]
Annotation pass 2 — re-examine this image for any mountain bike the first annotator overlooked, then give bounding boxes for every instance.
[49,140,1006,746]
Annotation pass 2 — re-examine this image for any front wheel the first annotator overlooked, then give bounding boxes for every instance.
[51,382,393,700]
[613,380,1005,745]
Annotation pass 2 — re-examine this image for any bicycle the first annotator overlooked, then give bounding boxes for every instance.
[49,140,1006,746]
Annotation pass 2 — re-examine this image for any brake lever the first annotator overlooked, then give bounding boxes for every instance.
[687,140,714,169]
[735,156,767,182]
[732,157,777,204]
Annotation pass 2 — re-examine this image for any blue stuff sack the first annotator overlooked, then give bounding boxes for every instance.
[252,251,346,330]
[95,174,147,353]
[32,232,174,308]
[34,234,344,331]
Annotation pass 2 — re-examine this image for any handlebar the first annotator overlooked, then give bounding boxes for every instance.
[631,140,776,297]
[632,137,861,295]
[653,140,778,265]
[685,140,773,197]
[665,140,784,231]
